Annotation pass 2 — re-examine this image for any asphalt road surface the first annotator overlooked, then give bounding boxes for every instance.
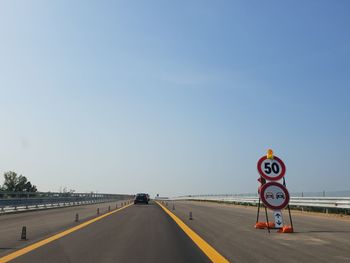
[1,200,350,263]
[7,202,210,263]
[169,201,350,263]
[0,200,129,257]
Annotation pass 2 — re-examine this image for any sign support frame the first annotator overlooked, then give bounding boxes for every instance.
[255,150,294,233]
[282,177,294,231]
[256,176,271,233]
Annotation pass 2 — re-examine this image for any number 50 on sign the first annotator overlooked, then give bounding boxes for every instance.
[257,155,286,181]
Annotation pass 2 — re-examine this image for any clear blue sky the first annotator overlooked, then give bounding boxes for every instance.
[0,1,349,196]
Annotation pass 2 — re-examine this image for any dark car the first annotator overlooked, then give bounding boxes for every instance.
[134,193,149,204]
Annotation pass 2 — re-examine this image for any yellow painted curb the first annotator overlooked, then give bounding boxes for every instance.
[156,201,230,263]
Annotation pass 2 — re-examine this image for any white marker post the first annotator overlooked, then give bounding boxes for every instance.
[273,210,284,229]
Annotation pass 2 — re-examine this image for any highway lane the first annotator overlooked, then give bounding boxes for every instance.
[169,201,350,263]
[7,202,210,263]
[2,199,350,263]
[0,200,130,257]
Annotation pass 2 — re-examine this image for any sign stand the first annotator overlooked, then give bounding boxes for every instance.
[282,177,294,231]
[255,177,271,233]
[264,204,271,233]
[255,149,294,233]
[256,197,260,223]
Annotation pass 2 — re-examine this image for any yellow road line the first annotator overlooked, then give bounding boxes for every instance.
[156,201,230,263]
[0,203,133,263]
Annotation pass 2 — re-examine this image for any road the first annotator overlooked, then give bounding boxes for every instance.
[3,202,210,263]
[0,200,129,257]
[0,200,350,263]
[168,201,350,263]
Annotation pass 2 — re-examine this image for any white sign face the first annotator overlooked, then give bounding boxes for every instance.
[261,159,282,178]
[260,182,290,210]
[273,210,284,228]
[257,156,286,181]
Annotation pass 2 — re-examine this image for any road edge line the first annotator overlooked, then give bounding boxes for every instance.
[156,201,230,263]
[0,203,133,263]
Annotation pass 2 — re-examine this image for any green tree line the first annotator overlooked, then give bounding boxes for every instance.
[0,171,37,192]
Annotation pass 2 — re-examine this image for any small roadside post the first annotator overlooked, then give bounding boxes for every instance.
[21,226,27,240]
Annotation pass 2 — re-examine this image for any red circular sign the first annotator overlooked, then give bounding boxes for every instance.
[257,155,286,181]
[260,182,290,210]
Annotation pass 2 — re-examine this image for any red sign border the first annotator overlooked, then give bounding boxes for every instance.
[257,155,286,181]
[260,182,290,210]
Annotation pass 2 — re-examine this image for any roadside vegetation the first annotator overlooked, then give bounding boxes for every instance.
[0,171,37,192]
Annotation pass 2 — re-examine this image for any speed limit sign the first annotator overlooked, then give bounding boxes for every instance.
[257,155,286,181]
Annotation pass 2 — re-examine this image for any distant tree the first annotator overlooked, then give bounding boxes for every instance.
[60,186,76,197]
[2,171,37,192]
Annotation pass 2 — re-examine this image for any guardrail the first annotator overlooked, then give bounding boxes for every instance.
[171,195,350,211]
[0,191,133,213]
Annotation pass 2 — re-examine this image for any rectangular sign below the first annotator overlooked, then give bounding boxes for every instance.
[273,210,284,228]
